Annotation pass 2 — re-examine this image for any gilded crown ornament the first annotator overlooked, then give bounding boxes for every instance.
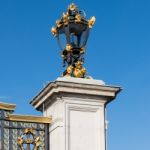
[51,3,96,78]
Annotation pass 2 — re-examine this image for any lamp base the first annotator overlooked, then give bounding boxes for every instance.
[62,60,86,78]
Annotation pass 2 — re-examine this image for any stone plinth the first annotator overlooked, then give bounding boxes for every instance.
[30,77,121,150]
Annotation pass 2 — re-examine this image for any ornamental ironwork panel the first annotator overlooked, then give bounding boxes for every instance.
[0,109,49,150]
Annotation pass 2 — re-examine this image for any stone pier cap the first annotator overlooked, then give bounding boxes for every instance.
[30,77,122,111]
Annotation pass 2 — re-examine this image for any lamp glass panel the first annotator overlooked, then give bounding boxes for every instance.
[57,34,67,50]
[80,28,89,47]
[70,34,78,47]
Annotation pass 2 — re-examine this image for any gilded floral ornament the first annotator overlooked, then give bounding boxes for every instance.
[88,16,96,28]
[56,20,62,28]
[51,27,57,37]
[66,65,74,76]
[17,137,23,145]
[73,61,86,78]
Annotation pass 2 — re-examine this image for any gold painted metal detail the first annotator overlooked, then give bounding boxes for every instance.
[18,128,41,150]
[62,12,69,25]
[0,102,16,111]
[73,61,86,78]
[65,65,74,76]
[61,46,87,78]
[80,47,85,53]
[88,16,96,28]
[68,3,77,11]
[51,27,58,37]
[6,114,52,124]
[75,14,82,23]
[56,20,62,28]
[64,61,86,78]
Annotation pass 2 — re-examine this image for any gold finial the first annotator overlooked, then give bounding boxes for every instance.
[51,27,57,37]
[88,16,96,28]
[68,3,77,11]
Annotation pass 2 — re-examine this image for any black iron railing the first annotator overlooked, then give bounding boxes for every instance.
[0,109,50,150]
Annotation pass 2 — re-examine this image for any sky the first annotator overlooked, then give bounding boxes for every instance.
[0,0,150,149]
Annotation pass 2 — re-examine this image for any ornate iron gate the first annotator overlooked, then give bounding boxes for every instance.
[0,103,51,150]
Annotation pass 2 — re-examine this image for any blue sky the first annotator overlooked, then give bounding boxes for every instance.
[0,0,150,149]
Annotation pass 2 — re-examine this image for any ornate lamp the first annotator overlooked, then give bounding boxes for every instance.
[51,3,95,78]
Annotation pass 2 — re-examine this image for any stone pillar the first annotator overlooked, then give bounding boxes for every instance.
[30,77,121,150]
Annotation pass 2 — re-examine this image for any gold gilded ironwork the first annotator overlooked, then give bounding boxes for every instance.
[75,14,82,23]
[66,65,74,76]
[62,13,69,25]
[64,61,86,78]
[18,137,23,145]
[51,27,58,37]
[18,128,41,150]
[88,16,96,28]
[56,20,62,28]
[80,47,85,53]
[68,3,77,11]
[51,3,96,37]
[73,61,86,78]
